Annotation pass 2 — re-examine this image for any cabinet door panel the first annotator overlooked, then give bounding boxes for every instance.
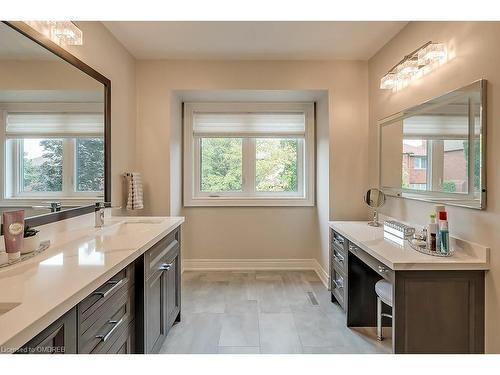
[146,270,167,353]
[17,308,77,354]
[165,250,181,329]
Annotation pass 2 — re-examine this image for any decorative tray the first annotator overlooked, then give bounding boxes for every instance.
[407,239,454,257]
[0,240,51,269]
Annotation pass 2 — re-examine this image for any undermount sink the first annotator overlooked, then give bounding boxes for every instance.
[0,302,20,317]
[100,219,164,237]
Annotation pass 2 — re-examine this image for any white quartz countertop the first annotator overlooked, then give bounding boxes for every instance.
[0,214,184,352]
[329,221,489,271]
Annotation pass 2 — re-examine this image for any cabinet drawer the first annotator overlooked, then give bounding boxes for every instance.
[331,265,346,310]
[145,229,180,280]
[105,321,135,354]
[332,246,347,273]
[80,290,134,354]
[79,263,135,321]
[331,230,347,254]
[348,242,394,283]
[79,281,134,349]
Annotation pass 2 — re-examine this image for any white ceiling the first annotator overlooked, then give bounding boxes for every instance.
[103,21,407,60]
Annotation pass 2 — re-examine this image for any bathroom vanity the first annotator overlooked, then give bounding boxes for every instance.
[329,221,489,354]
[0,214,184,354]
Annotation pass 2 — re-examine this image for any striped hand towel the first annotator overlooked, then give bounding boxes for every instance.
[126,172,144,210]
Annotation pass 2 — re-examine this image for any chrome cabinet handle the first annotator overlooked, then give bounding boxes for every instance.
[333,236,344,247]
[378,265,389,273]
[333,251,344,264]
[159,262,173,271]
[92,279,124,299]
[332,279,344,290]
[349,244,356,252]
[95,317,124,342]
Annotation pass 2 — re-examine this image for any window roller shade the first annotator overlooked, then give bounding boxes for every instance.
[6,113,104,138]
[403,115,478,139]
[193,112,306,137]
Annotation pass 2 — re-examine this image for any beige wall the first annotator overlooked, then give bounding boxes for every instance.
[0,60,102,90]
[368,21,500,352]
[63,22,137,206]
[136,60,369,269]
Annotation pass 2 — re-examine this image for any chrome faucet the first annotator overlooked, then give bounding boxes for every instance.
[32,201,62,213]
[95,202,120,228]
[95,202,106,228]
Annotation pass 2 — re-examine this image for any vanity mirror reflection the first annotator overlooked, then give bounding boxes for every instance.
[0,21,110,226]
[379,80,486,209]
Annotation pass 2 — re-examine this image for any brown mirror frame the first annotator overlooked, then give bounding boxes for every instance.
[1,21,111,228]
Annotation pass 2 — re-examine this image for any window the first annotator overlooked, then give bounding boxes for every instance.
[413,156,427,169]
[4,112,104,199]
[184,102,314,206]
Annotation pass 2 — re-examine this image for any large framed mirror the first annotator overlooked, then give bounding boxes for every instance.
[0,21,110,227]
[379,80,486,209]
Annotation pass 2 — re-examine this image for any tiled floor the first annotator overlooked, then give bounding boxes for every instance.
[159,270,392,354]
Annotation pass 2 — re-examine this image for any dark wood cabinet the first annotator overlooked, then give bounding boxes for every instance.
[329,227,485,354]
[78,263,136,354]
[17,308,77,354]
[17,226,182,354]
[137,227,181,353]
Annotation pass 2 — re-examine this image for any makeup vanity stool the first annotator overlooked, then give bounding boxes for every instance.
[375,279,393,341]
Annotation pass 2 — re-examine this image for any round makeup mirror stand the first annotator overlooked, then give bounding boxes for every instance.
[364,188,386,227]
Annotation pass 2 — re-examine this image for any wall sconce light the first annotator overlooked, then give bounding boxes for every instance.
[24,21,83,46]
[380,41,447,91]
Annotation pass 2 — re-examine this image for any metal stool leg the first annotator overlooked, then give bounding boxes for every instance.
[377,296,383,341]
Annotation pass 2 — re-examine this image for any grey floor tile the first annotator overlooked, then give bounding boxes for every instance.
[160,271,391,354]
[259,313,302,354]
[292,309,347,347]
[225,299,258,314]
[219,313,260,347]
[159,313,222,354]
[218,346,260,354]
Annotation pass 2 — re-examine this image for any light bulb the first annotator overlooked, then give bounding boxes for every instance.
[380,73,397,90]
[53,22,83,45]
[418,43,446,66]
[397,58,419,79]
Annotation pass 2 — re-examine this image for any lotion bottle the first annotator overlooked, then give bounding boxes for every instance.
[438,211,450,255]
[426,214,438,251]
[2,210,25,261]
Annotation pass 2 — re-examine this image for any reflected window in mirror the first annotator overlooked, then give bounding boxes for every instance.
[4,113,104,199]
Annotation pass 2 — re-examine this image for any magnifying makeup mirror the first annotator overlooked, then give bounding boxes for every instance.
[364,188,386,227]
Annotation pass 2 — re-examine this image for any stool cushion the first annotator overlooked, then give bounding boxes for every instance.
[375,279,393,307]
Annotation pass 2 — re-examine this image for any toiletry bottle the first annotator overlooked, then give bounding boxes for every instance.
[426,214,438,251]
[2,210,25,261]
[434,205,446,251]
[438,211,450,255]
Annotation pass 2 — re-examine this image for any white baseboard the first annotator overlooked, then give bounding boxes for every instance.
[182,258,330,288]
[312,259,330,289]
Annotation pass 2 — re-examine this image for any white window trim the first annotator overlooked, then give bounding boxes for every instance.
[183,102,315,207]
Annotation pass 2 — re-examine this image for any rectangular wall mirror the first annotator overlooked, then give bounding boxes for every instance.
[0,21,110,226]
[379,79,486,209]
